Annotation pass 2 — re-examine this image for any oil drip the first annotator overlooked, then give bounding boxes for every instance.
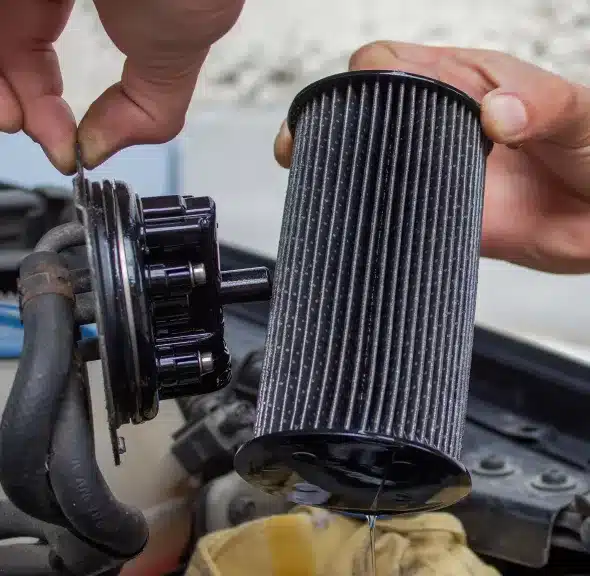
[365,514,377,576]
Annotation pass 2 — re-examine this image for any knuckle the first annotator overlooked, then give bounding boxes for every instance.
[536,74,587,146]
[140,113,185,145]
[154,117,185,143]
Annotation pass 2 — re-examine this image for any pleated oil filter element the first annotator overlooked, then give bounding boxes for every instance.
[235,71,492,514]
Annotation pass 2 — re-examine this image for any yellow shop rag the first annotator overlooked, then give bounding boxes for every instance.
[187,506,500,576]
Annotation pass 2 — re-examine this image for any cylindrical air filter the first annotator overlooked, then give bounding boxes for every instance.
[235,71,492,515]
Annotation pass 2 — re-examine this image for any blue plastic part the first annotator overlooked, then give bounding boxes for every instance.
[80,324,98,339]
[0,301,97,359]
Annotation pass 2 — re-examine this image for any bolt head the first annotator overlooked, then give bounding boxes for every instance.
[480,454,505,471]
[531,468,577,492]
[541,468,568,485]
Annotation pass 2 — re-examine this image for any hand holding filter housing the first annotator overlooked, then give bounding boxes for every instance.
[235,71,492,514]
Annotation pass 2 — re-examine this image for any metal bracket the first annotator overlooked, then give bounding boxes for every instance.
[468,397,590,470]
[454,425,587,567]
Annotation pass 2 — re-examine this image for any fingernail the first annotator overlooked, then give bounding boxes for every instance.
[484,93,528,140]
[42,143,76,175]
[80,130,110,169]
[274,120,293,169]
[276,119,290,141]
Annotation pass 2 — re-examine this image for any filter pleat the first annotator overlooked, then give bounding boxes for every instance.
[311,83,354,429]
[375,81,406,437]
[359,80,394,432]
[406,89,438,440]
[326,82,368,429]
[344,80,385,430]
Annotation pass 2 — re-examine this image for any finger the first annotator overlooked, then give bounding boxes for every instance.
[2,49,77,173]
[274,120,293,169]
[0,0,76,173]
[349,41,447,72]
[479,66,590,149]
[0,77,22,134]
[78,51,207,169]
[479,145,590,273]
[481,80,590,198]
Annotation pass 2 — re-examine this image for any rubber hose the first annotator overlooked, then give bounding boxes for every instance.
[35,223,85,253]
[74,292,95,325]
[0,252,74,525]
[71,268,92,294]
[49,355,149,559]
[0,500,47,541]
[0,545,62,576]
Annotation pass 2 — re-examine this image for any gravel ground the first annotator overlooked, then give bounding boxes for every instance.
[58,0,590,121]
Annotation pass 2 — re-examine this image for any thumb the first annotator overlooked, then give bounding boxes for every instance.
[481,76,590,150]
[274,120,293,169]
[78,52,207,168]
[479,59,590,197]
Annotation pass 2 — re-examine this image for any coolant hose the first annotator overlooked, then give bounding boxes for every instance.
[49,354,148,557]
[34,222,86,253]
[0,251,75,525]
[0,239,148,561]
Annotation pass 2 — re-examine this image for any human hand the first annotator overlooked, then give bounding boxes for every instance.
[274,42,590,274]
[0,0,244,174]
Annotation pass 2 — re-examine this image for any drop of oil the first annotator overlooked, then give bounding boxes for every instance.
[366,514,377,576]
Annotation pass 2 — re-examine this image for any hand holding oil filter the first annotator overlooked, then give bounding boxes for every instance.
[235,70,492,515]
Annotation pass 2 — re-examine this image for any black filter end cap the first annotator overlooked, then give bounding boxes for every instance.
[234,430,471,515]
[287,69,492,155]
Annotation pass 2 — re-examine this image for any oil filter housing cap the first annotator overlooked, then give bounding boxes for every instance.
[75,179,272,464]
[235,70,492,514]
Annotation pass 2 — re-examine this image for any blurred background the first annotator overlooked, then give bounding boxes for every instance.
[1,0,590,566]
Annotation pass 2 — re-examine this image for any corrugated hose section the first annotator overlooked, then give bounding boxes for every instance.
[255,73,489,461]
